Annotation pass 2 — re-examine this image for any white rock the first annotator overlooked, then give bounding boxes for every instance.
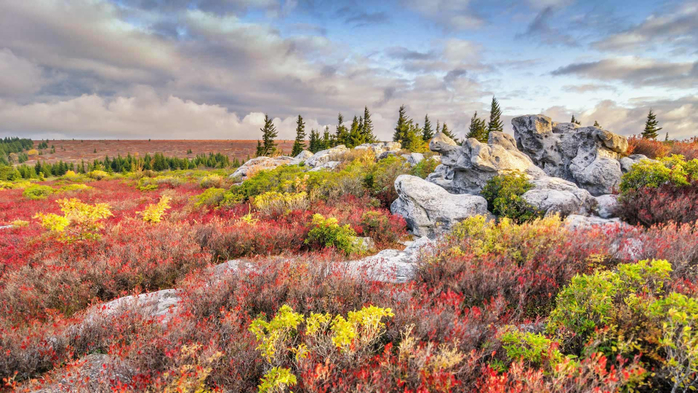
[565,214,622,230]
[620,154,649,173]
[391,175,491,237]
[402,152,425,166]
[378,150,400,160]
[355,142,401,156]
[522,176,597,217]
[340,237,433,283]
[305,145,348,168]
[595,194,619,218]
[309,160,340,171]
[93,289,181,322]
[230,156,295,180]
[291,150,314,164]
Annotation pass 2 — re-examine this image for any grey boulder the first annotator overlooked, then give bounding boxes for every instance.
[305,145,348,168]
[522,176,597,217]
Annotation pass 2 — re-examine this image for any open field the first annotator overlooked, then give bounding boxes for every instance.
[26,139,297,164]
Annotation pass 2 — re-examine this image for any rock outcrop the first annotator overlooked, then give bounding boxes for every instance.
[341,236,433,283]
[354,142,401,156]
[522,176,597,217]
[305,145,349,168]
[595,194,619,218]
[620,154,649,173]
[428,131,545,194]
[512,115,628,196]
[230,156,295,180]
[391,174,490,237]
[565,214,622,230]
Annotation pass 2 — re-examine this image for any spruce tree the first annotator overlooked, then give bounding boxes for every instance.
[362,106,376,142]
[291,115,306,156]
[335,113,349,146]
[393,105,409,144]
[571,115,581,125]
[487,97,503,136]
[665,132,669,142]
[322,126,332,149]
[467,111,488,142]
[593,120,600,127]
[348,115,364,148]
[422,114,434,142]
[257,114,278,157]
[441,122,458,144]
[642,109,662,139]
[308,129,320,153]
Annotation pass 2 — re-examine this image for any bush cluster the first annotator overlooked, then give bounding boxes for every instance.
[481,171,542,223]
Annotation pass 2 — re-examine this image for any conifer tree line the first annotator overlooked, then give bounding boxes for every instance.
[465,97,503,143]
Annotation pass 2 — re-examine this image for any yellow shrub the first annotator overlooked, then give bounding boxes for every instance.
[139,195,172,223]
[34,198,113,241]
[87,170,109,180]
[0,180,32,190]
[63,170,78,178]
[199,174,223,189]
[11,220,29,228]
[26,149,38,156]
[61,184,92,192]
[253,191,309,216]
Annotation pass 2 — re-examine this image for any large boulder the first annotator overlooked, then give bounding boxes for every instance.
[291,150,314,164]
[305,145,348,168]
[355,142,401,156]
[341,237,434,283]
[620,154,649,173]
[402,152,424,166]
[512,115,629,196]
[522,176,597,217]
[391,175,491,237]
[429,131,545,194]
[595,194,620,218]
[230,156,295,180]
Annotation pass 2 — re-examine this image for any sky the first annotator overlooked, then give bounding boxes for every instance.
[0,0,696,141]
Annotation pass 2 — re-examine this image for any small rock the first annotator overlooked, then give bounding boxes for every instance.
[309,160,340,171]
[565,214,622,230]
[230,156,295,180]
[378,150,400,160]
[401,152,424,166]
[291,150,314,164]
[354,142,401,156]
[305,145,348,168]
[341,237,434,283]
[620,154,649,173]
[595,194,619,218]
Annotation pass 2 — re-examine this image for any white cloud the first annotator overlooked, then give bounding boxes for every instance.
[0,49,46,97]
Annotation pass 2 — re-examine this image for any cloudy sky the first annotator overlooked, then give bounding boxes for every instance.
[0,0,696,140]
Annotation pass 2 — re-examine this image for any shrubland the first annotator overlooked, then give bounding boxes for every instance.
[1,147,698,392]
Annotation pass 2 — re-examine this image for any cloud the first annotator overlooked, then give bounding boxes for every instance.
[0,49,46,98]
[517,6,578,46]
[592,2,698,53]
[401,0,484,30]
[562,84,618,93]
[341,9,389,27]
[551,57,697,88]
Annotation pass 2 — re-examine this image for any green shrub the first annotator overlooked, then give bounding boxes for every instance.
[409,157,440,179]
[481,171,541,223]
[359,210,402,245]
[305,214,357,255]
[200,174,224,189]
[194,187,227,208]
[620,155,698,194]
[363,156,410,207]
[0,166,22,181]
[23,185,56,200]
[500,327,566,370]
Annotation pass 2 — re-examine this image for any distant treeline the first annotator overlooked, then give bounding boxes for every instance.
[1,152,238,180]
[0,137,33,166]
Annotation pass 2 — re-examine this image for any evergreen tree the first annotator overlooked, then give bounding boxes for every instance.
[291,115,306,156]
[335,113,349,146]
[348,115,364,148]
[403,121,426,152]
[487,97,503,136]
[441,122,458,144]
[322,126,332,149]
[642,109,662,139]
[571,115,581,125]
[422,114,434,142]
[393,105,409,144]
[255,140,264,157]
[665,132,669,142]
[308,129,321,153]
[257,114,278,156]
[362,106,376,142]
[467,111,488,142]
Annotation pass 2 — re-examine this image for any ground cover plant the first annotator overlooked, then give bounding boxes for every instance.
[2,147,698,392]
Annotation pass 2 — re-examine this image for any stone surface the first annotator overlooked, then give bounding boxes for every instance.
[31,354,134,393]
[352,236,376,253]
[92,288,181,322]
[565,214,622,230]
[512,115,629,196]
[355,142,401,156]
[0,225,11,230]
[620,154,649,173]
[429,131,545,194]
[378,150,400,160]
[340,236,434,283]
[230,156,295,180]
[391,174,490,237]
[291,150,314,164]
[425,164,455,192]
[595,194,619,218]
[305,145,348,168]
[402,152,425,166]
[522,176,597,217]
[309,160,340,171]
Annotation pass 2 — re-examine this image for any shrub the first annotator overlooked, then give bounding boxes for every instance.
[87,170,110,180]
[481,172,541,223]
[194,187,227,208]
[139,195,172,223]
[620,155,698,193]
[363,156,410,207]
[628,136,670,158]
[409,157,440,179]
[60,183,92,192]
[253,191,309,217]
[200,174,224,189]
[34,198,113,242]
[359,210,405,246]
[305,214,357,255]
[22,184,56,200]
[0,166,22,181]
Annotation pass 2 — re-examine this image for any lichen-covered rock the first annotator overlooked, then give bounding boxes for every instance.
[229,156,295,180]
[378,150,400,160]
[309,160,340,171]
[425,164,455,192]
[522,176,597,217]
[391,175,490,237]
[512,115,629,196]
[620,154,649,173]
[430,131,545,194]
[341,237,434,283]
[305,145,348,167]
[291,150,314,164]
[93,289,181,322]
[595,194,619,218]
[565,214,622,230]
[402,152,424,166]
[355,142,401,156]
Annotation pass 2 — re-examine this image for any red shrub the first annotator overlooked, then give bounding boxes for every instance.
[627,136,670,158]
[618,182,698,227]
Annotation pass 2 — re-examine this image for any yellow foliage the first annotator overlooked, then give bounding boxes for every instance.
[87,170,109,180]
[11,220,29,228]
[140,195,172,223]
[26,149,38,156]
[253,191,309,216]
[34,198,113,241]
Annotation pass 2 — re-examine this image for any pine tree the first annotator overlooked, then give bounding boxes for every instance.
[257,114,278,156]
[665,132,669,142]
[393,105,409,144]
[593,120,600,127]
[467,111,488,142]
[291,115,306,156]
[362,106,376,142]
[335,113,349,146]
[441,122,458,144]
[571,115,581,125]
[403,121,426,152]
[322,126,332,149]
[255,140,264,157]
[487,97,503,137]
[642,109,662,139]
[348,115,364,148]
[308,129,321,153]
[422,114,434,142]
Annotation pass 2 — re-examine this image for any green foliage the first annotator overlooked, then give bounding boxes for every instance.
[422,114,434,142]
[23,184,56,200]
[194,187,227,208]
[487,97,503,134]
[440,122,458,144]
[305,214,357,255]
[363,155,410,207]
[642,109,662,140]
[409,157,440,179]
[620,155,698,194]
[253,191,309,216]
[481,171,541,223]
[500,328,566,369]
[0,166,22,181]
[467,111,488,143]
[257,114,278,157]
[199,174,224,189]
[291,115,306,157]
